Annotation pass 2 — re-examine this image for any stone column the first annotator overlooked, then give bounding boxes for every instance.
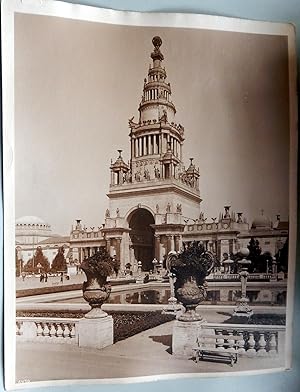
[155,234,160,260]
[166,235,172,254]
[170,235,175,252]
[229,239,234,254]
[160,240,165,260]
[106,238,111,253]
[115,237,122,262]
[148,135,152,155]
[130,246,135,265]
[157,134,160,154]
[174,235,180,252]
[160,133,164,154]
[221,239,230,256]
[217,240,222,260]
[110,170,114,186]
[131,137,134,159]
[143,136,147,156]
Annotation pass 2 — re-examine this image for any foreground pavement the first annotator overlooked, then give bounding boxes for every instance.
[16,320,285,384]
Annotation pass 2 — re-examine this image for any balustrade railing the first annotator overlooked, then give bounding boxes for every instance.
[16,317,78,344]
[16,317,285,358]
[207,273,282,281]
[202,323,284,357]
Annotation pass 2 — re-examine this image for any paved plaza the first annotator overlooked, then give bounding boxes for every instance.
[15,274,287,384]
[16,320,285,383]
[16,274,85,291]
[16,304,285,383]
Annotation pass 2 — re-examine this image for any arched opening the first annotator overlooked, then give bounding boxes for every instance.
[128,208,155,271]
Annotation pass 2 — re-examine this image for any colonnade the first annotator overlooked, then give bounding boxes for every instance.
[71,246,104,263]
[133,134,181,158]
[154,234,182,260]
[134,134,160,157]
[183,239,235,259]
[144,88,170,101]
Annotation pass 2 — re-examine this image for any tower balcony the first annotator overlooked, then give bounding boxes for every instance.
[108,176,200,200]
[139,98,176,114]
[144,81,171,93]
[131,119,184,140]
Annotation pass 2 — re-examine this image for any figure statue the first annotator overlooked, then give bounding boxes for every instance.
[166,203,171,213]
[124,170,132,183]
[128,116,138,129]
[116,208,120,218]
[160,109,168,123]
[237,212,243,223]
[105,209,110,218]
[156,204,159,214]
[144,168,150,180]
[176,203,182,213]
[154,166,160,178]
[224,206,231,219]
[135,171,141,182]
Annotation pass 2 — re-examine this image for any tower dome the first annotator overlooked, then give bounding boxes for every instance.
[16,216,47,226]
[251,210,272,230]
[15,215,52,238]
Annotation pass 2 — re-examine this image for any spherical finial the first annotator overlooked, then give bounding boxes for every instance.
[239,247,250,258]
[152,36,162,48]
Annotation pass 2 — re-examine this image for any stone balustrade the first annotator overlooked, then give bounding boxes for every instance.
[16,316,285,360]
[207,273,282,281]
[203,323,285,357]
[16,317,78,344]
[207,273,240,280]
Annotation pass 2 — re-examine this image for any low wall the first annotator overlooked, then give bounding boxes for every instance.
[16,316,285,358]
[16,278,136,298]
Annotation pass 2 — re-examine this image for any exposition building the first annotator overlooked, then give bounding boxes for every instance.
[16,37,288,272]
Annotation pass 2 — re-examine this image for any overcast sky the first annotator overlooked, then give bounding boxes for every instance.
[14,14,290,235]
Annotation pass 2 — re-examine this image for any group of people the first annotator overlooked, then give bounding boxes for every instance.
[39,273,48,283]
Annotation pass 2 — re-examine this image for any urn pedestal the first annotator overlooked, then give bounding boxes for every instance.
[172,319,215,357]
[79,251,117,350]
[166,243,215,357]
[78,316,113,350]
[79,277,114,350]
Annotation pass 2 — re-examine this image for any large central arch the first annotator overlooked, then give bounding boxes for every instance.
[128,208,155,271]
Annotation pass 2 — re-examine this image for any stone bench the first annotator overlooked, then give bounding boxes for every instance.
[193,334,242,367]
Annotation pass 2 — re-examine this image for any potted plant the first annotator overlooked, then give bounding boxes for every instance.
[167,242,215,321]
[80,248,120,318]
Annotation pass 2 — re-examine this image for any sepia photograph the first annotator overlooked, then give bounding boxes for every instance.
[2,1,297,388]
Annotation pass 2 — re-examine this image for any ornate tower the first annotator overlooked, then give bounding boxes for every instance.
[105,37,201,270]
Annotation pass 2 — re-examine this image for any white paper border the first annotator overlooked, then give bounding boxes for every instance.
[1,0,297,389]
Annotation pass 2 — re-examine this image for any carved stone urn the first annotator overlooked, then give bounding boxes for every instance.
[167,242,215,321]
[80,249,119,319]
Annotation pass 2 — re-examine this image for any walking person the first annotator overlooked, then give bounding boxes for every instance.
[44,272,48,283]
[60,272,64,284]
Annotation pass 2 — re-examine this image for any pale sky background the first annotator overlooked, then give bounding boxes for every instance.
[14,14,290,235]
